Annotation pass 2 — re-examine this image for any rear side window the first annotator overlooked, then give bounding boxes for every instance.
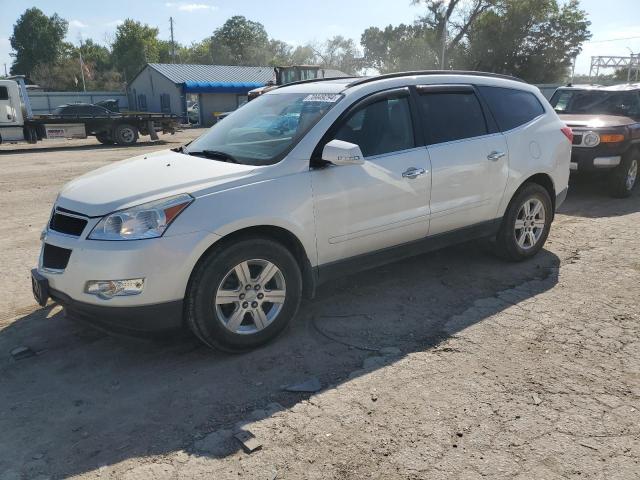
[333,96,415,157]
[417,92,487,145]
[0,86,8,100]
[479,86,545,131]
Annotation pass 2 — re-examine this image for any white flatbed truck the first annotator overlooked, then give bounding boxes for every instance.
[0,77,178,146]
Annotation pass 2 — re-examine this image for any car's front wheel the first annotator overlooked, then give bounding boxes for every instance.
[495,183,553,261]
[609,152,638,198]
[186,238,302,351]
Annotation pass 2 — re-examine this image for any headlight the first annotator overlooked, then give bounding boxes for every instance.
[88,194,193,241]
[582,131,600,147]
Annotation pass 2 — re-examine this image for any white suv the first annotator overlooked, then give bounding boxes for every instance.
[32,71,571,351]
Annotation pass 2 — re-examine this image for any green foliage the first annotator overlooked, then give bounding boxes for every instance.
[361,22,439,73]
[9,7,68,76]
[209,16,270,66]
[111,19,160,81]
[8,1,592,90]
[465,0,592,82]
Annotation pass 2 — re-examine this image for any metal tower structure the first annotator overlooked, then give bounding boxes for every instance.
[589,55,639,82]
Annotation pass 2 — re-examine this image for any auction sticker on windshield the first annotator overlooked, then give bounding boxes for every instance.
[303,94,342,103]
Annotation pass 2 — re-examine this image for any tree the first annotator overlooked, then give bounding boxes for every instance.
[311,36,364,74]
[413,0,497,66]
[209,16,270,65]
[111,19,159,82]
[361,22,440,73]
[10,8,68,76]
[465,0,591,82]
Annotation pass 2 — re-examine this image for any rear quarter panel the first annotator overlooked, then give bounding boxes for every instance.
[497,110,571,217]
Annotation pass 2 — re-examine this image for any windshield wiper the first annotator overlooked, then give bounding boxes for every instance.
[186,149,238,163]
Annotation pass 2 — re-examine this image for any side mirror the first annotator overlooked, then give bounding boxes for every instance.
[322,139,365,166]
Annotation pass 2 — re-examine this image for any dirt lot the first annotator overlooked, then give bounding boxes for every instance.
[0,132,638,479]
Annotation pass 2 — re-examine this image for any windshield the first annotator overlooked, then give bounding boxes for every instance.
[185,92,342,165]
[550,89,640,117]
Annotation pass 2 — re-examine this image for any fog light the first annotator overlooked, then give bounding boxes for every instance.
[85,278,144,299]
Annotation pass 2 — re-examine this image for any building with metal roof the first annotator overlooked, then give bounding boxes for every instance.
[127,63,276,126]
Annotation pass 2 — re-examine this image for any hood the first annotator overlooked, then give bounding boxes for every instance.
[559,114,635,129]
[57,150,257,216]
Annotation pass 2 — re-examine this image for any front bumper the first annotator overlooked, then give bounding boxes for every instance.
[570,146,626,172]
[36,221,217,333]
[50,288,184,334]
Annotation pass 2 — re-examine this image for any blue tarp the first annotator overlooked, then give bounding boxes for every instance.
[183,80,266,94]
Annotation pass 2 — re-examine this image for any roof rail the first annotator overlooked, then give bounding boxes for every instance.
[273,75,361,90]
[347,70,526,87]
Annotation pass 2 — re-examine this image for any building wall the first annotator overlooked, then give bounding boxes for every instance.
[127,66,185,119]
[27,91,129,114]
[199,93,246,126]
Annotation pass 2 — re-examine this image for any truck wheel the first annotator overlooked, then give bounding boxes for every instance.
[96,132,114,145]
[113,124,139,146]
[494,183,553,262]
[186,238,302,352]
[608,152,638,198]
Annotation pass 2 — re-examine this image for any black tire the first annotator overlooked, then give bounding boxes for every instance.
[96,132,114,144]
[186,238,302,352]
[494,183,553,262]
[113,123,139,145]
[608,151,638,198]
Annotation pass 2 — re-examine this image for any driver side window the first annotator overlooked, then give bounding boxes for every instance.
[333,96,415,157]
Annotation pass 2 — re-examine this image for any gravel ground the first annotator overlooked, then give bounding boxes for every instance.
[0,133,638,479]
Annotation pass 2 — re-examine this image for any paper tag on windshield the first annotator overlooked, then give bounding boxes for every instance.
[303,94,341,103]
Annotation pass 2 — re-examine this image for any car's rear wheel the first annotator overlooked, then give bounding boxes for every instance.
[186,238,302,351]
[609,152,638,198]
[113,124,139,145]
[495,183,553,261]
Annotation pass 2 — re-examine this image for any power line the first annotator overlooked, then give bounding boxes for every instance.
[586,35,640,44]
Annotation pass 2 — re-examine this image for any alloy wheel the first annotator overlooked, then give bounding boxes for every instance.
[214,259,286,335]
[514,198,546,250]
[626,159,638,191]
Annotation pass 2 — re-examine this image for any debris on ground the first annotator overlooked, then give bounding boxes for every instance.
[284,377,321,393]
[10,345,35,360]
[234,430,262,453]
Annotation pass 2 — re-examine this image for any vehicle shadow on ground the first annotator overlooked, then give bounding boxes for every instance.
[0,139,175,155]
[0,241,561,478]
[558,176,640,218]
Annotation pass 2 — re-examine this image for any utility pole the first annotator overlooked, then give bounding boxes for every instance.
[3,63,7,77]
[169,17,176,63]
[78,38,86,92]
[440,12,448,70]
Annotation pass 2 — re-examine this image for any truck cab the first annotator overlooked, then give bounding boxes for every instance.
[247,65,324,101]
[0,79,26,143]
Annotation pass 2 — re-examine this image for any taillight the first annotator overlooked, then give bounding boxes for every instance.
[561,126,573,143]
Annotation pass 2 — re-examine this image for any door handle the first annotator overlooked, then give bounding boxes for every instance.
[487,151,506,161]
[402,167,427,179]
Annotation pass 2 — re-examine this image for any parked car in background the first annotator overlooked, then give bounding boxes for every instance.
[551,84,640,197]
[32,71,571,351]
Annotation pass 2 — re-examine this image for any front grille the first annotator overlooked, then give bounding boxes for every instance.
[42,244,72,270]
[572,134,583,146]
[50,211,87,236]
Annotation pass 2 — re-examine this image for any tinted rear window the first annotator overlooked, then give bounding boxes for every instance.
[0,86,8,100]
[479,86,545,131]
[417,92,487,145]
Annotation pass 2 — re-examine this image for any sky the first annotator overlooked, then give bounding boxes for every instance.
[1,0,639,78]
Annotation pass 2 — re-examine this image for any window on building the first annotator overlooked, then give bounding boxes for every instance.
[160,93,171,113]
[138,94,147,111]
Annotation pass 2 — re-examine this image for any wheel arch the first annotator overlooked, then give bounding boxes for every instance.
[512,172,557,216]
[187,225,316,300]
